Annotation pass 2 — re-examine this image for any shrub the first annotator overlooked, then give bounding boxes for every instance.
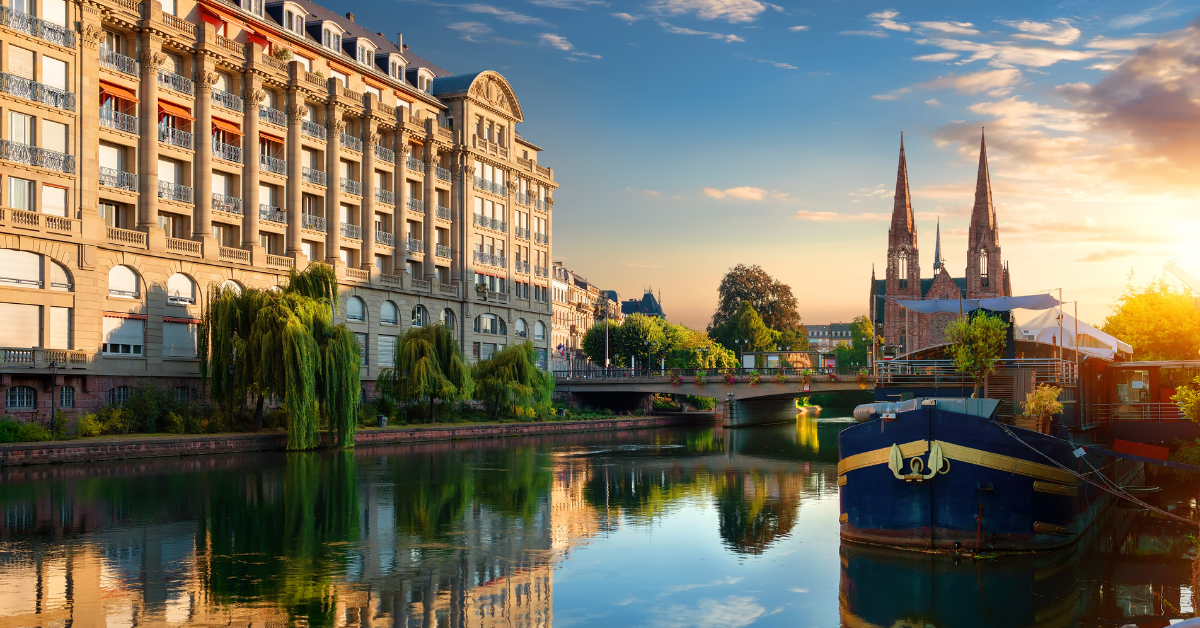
[0,418,53,443]
[78,413,102,437]
[99,406,133,435]
[1023,384,1064,418]
[264,408,287,430]
[125,385,171,433]
[686,395,716,411]
[162,412,185,434]
[273,47,293,61]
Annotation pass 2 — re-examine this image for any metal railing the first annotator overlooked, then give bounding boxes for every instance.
[0,140,74,173]
[302,167,326,186]
[376,188,395,205]
[340,132,362,152]
[1087,403,1186,423]
[436,165,451,181]
[212,192,242,214]
[515,260,529,274]
[407,237,424,253]
[157,69,194,95]
[158,180,193,203]
[213,140,242,163]
[376,230,394,246]
[302,120,326,140]
[406,155,424,173]
[553,365,871,382]
[407,197,423,212]
[534,265,548,277]
[534,232,549,245]
[260,153,286,174]
[473,213,507,232]
[99,167,137,191]
[877,359,1078,387]
[340,223,362,239]
[100,108,138,133]
[259,106,286,126]
[0,6,75,48]
[473,250,506,268]
[437,205,451,220]
[0,72,74,110]
[99,48,138,75]
[374,145,394,163]
[259,204,286,223]
[473,176,507,196]
[516,192,531,206]
[532,198,550,212]
[515,227,529,240]
[212,88,243,110]
[340,177,362,195]
[159,126,193,149]
[302,213,326,231]
[436,244,451,258]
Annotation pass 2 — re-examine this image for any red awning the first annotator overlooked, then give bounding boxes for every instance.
[100,80,139,103]
[259,130,284,143]
[159,100,194,121]
[199,6,226,29]
[212,117,243,137]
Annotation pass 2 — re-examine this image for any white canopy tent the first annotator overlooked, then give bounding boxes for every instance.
[1018,309,1133,360]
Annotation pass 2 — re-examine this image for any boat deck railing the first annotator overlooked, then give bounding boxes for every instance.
[877,359,1078,387]
[1086,403,1185,424]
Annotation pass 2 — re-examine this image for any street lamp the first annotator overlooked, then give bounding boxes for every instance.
[48,360,58,436]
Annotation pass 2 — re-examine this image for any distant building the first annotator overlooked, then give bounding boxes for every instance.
[551,263,620,370]
[806,323,856,351]
[621,290,666,319]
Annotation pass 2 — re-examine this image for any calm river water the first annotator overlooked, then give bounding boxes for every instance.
[0,412,1195,628]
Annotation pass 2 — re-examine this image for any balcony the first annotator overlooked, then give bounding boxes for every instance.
[340,132,362,152]
[159,126,193,150]
[340,177,362,196]
[406,237,424,254]
[99,48,138,75]
[259,106,286,126]
[340,223,362,240]
[473,176,507,197]
[515,227,529,240]
[212,192,242,215]
[157,69,194,95]
[259,204,286,224]
[100,108,138,133]
[302,213,326,232]
[302,167,326,186]
[0,6,76,48]
[515,260,529,274]
[213,140,242,163]
[436,244,451,258]
[376,230,394,246]
[534,232,549,245]
[106,226,147,247]
[472,213,507,232]
[473,250,506,268]
[99,167,137,191]
[302,120,326,140]
[436,165,451,182]
[534,265,548,277]
[0,72,74,111]
[212,88,243,111]
[407,197,423,213]
[516,192,531,206]
[437,205,451,221]
[532,198,550,212]
[0,140,74,173]
[374,145,394,163]
[376,189,395,205]
[260,153,286,174]
[406,155,424,173]
[158,181,193,203]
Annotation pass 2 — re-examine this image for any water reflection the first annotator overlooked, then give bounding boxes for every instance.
[0,418,1194,627]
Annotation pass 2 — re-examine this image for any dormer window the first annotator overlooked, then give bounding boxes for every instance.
[322,28,341,51]
[284,9,304,34]
[390,59,404,80]
[357,44,373,66]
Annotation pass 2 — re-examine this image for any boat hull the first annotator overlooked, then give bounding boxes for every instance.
[838,403,1142,551]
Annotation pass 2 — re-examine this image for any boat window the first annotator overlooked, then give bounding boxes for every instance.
[1114,369,1150,404]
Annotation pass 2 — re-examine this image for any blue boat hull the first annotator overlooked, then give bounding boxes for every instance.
[838,404,1142,551]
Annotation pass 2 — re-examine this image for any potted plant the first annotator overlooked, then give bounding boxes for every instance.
[1016,384,1064,434]
[748,370,761,386]
[800,369,813,392]
[273,47,293,61]
[857,368,870,389]
[695,370,708,387]
[827,372,841,383]
[670,371,683,386]
[773,371,788,385]
[724,371,738,385]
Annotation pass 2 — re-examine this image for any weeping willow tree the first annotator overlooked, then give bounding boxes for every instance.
[200,263,361,449]
[376,323,473,424]
[472,342,554,420]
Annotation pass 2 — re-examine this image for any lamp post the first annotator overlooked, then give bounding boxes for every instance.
[48,360,58,436]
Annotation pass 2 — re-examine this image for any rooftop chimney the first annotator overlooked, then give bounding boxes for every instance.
[345,11,354,21]
[396,33,403,50]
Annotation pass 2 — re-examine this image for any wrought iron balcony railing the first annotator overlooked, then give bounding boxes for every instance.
[406,237,424,253]
[259,204,286,223]
[212,192,242,214]
[406,155,425,173]
[473,176,507,197]
[340,223,362,239]
[0,140,74,173]
[532,198,550,212]
[259,153,286,174]
[212,88,243,111]
[158,181,193,203]
[339,132,362,152]
[407,197,423,212]
[374,144,394,163]
[0,72,74,111]
[472,213,507,232]
[375,188,394,205]
[259,106,286,126]
[100,107,138,133]
[436,165,451,181]
[157,69,194,95]
[99,167,137,191]
[436,244,452,258]
[375,230,394,246]
[302,213,326,231]
[534,265,549,277]
[0,6,75,48]
[473,250,506,268]
[515,260,529,274]
[99,48,138,75]
[213,140,242,163]
[340,177,361,195]
[534,232,549,245]
[301,120,326,140]
[302,166,326,186]
[515,227,529,240]
[159,126,193,149]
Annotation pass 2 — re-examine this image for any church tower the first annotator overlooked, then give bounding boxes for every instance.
[886,135,921,298]
[965,132,1005,298]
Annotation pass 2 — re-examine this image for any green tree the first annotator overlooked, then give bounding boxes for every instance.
[377,323,473,424]
[1173,375,1200,425]
[615,313,667,368]
[776,327,810,352]
[709,264,803,332]
[833,315,875,368]
[473,342,554,419]
[1102,274,1200,360]
[581,320,620,367]
[711,301,776,357]
[944,312,1009,398]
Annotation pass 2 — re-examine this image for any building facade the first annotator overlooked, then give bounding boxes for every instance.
[550,262,619,371]
[806,323,854,351]
[620,289,665,319]
[869,134,1011,356]
[0,0,556,415]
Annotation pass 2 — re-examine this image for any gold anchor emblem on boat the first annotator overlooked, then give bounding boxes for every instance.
[887,441,950,482]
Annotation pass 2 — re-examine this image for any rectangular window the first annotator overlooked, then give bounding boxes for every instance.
[331,69,348,87]
[41,120,68,153]
[158,158,178,184]
[0,303,40,348]
[378,335,396,367]
[42,0,68,25]
[9,46,33,80]
[41,185,67,217]
[355,332,367,366]
[163,321,198,358]
[49,307,71,350]
[10,112,34,145]
[302,241,314,260]
[9,178,35,212]
[102,315,144,356]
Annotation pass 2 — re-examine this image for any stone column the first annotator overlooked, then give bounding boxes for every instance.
[454,161,473,288]
[136,33,165,250]
[284,96,305,258]
[361,119,378,275]
[324,97,343,268]
[192,39,217,258]
[395,138,410,275]
[422,144,439,281]
[242,60,265,254]
[77,16,104,243]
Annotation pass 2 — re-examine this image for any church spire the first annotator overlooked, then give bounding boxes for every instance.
[971,129,996,232]
[932,217,943,272]
[889,133,916,249]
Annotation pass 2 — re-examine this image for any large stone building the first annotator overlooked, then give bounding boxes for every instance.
[0,0,556,415]
[551,261,619,371]
[869,134,1011,356]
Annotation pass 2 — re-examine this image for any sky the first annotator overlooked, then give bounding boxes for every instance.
[324,0,1200,330]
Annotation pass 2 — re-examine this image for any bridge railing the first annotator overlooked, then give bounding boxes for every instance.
[553,366,870,382]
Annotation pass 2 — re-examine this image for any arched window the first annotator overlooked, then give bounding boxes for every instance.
[474,314,497,334]
[174,386,190,403]
[381,300,398,325]
[60,386,75,409]
[5,386,36,410]
[534,321,546,340]
[221,280,243,295]
[50,260,73,291]
[108,386,132,406]
[0,249,41,288]
[497,317,507,335]
[108,265,139,298]
[347,296,365,321]
[167,273,195,304]
[979,249,989,287]
[411,305,428,327]
[897,251,908,289]
[441,308,456,329]
[515,318,527,338]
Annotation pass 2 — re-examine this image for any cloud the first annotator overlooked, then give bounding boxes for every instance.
[1077,249,1138,262]
[1084,35,1156,51]
[999,19,1081,45]
[657,21,743,42]
[789,587,809,593]
[848,184,890,202]
[1109,4,1187,30]
[529,0,606,8]
[613,11,641,22]
[925,98,943,107]
[650,0,767,23]
[448,21,493,42]
[460,3,550,24]
[914,52,958,62]
[748,56,797,69]
[868,9,909,32]
[650,596,769,628]
[918,37,1096,67]
[539,33,575,50]
[703,186,792,201]
[795,211,888,221]
[570,51,602,60]
[661,577,743,596]
[871,87,912,101]
[788,25,808,32]
[840,30,887,38]
[916,21,978,35]
[918,68,1023,96]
